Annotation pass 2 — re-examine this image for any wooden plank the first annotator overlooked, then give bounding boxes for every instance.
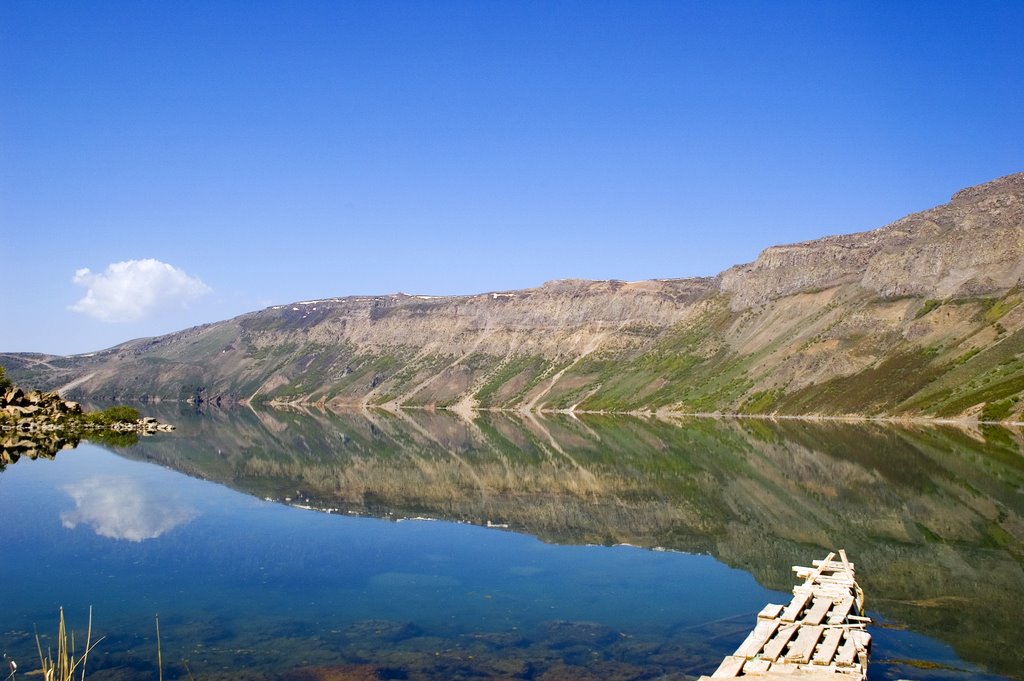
[704,551,869,679]
[761,623,798,661]
[813,585,854,594]
[812,573,851,581]
[803,597,832,625]
[814,588,855,600]
[812,556,850,569]
[828,596,854,624]
[711,655,746,678]
[835,634,858,667]
[802,556,836,582]
[812,576,855,585]
[743,658,772,673]
[785,625,824,664]
[735,618,780,658]
[812,552,837,567]
[813,628,844,665]
[850,629,872,650]
[780,590,812,622]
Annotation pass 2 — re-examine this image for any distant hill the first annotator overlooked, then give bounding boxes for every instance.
[5,172,1024,419]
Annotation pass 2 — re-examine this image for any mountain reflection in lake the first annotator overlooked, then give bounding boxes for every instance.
[0,407,1021,681]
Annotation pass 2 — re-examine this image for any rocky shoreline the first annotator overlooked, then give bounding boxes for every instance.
[1,386,174,464]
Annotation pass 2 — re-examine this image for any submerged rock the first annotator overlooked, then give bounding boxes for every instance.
[280,664,382,681]
[343,619,422,643]
[540,620,621,649]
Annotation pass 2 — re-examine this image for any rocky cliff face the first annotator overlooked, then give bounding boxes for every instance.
[720,173,1024,308]
[5,173,1024,419]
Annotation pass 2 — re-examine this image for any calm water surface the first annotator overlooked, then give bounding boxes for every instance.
[1,409,1021,681]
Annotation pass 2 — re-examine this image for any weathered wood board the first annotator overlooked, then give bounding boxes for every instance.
[698,550,871,681]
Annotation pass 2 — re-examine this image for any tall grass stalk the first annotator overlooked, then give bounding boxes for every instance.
[155,614,163,681]
[35,608,103,681]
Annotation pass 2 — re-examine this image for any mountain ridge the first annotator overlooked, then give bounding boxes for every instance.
[6,172,1024,419]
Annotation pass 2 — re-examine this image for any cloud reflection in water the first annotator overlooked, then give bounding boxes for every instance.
[61,475,198,541]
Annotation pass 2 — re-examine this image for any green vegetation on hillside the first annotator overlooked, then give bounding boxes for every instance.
[4,283,1024,421]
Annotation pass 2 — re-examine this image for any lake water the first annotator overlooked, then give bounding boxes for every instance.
[1,408,1021,681]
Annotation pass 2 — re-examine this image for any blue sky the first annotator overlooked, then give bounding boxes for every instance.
[3,1,1022,355]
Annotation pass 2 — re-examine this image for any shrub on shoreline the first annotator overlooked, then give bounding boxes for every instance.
[83,405,142,426]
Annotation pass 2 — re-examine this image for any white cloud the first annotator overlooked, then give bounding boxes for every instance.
[70,258,211,322]
[61,475,198,542]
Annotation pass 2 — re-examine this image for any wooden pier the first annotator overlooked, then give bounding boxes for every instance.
[700,550,871,681]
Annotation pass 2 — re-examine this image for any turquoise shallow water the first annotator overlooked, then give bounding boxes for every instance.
[1,412,1020,681]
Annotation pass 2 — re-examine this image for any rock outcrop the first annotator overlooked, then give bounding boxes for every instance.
[0,385,174,464]
[1,386,82,423]
[3,173,1023,419]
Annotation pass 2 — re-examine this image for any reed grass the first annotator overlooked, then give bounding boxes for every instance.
[28,609,173,681]
[155,614,163,681]
[35,607,103,681]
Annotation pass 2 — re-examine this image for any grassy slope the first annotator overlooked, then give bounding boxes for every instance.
[6,286,1024,419]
